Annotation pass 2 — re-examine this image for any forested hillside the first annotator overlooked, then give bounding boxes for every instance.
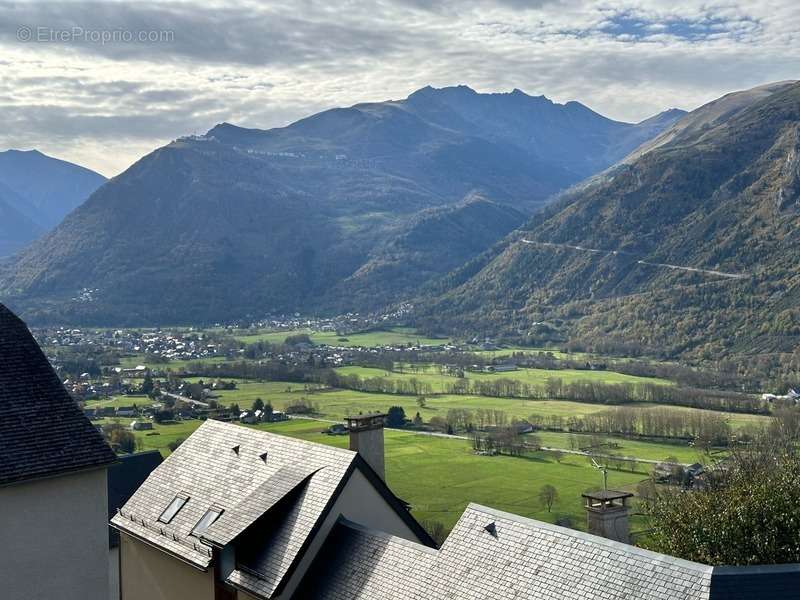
[0,86,680,324]
[418,82,800,360]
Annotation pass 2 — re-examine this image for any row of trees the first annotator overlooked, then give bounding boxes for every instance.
[528,406,732,445]
[322,369,765,415]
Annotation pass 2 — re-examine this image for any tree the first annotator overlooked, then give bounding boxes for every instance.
[284,333,312,346]
[252,397,265,412]
[102,424,139,454]
[263,401,274,421]
[167,438,185,452]
[421,519,446,546]
[153,409,174,424]
[643,428,800,565]
[416,396,427,408]
[538,484,559,512]
[141,373,154,396]
[386,406,406,428]
[552,450,564,463]
[413,412,423,427]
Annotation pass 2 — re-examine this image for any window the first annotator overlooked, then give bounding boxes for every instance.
[191,506,224,537]
[158,494,189,524]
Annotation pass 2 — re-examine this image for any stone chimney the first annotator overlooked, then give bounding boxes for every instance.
[347,413,386,480]
[581,490,633,543]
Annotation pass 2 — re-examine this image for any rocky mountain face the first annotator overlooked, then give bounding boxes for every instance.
[417,82,800,359]
[0,149,106,256]
[0,86,682,324]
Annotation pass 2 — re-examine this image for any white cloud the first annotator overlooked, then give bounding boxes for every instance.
[0,0,797,175]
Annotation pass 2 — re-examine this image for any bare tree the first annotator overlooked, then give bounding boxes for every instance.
[538,484,559,512]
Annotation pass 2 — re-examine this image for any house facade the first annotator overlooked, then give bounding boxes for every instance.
[0,303,116,600]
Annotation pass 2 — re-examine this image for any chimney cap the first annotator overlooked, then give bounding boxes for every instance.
[346,413,386,432]
[581,490,633,501]
[346,412,387,421]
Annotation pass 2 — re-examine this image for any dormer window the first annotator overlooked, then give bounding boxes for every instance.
[191,506,224,537]
[158,494,189,524]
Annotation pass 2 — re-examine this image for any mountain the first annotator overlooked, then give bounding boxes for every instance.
[0,184,42,258]
[418,81,800,359]
[327,195,526,311]
[0,150,106,256]
[0,86,681,324]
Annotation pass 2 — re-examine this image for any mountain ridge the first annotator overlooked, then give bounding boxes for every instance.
[0,149,107,256]
[415,81,800,359]
[0,85,683,324]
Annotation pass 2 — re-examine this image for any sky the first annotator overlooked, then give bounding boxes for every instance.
[0,0,798,177]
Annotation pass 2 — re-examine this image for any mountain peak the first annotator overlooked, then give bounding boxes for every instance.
[407,84,478,101]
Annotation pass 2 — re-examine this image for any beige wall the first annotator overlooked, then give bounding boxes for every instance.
[119,533,214,600]
[110,546,120,600]
[0,467,109,600]
[277,467,422,598]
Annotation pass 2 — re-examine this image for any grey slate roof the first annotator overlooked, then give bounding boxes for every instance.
[111,419,356,583]
[0,303,115,486]
[299,503,715,600]
[107,450,163,547]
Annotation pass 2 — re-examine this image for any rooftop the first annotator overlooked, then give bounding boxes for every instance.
[0,303,115,486]
[299,503,714,600]
[111,419,358,594]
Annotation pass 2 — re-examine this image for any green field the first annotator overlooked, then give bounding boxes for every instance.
[92,377,770,438]
[233,327,451,348]
[535,431,706,464]
[115,417,648,532]
[116,355,230,370]
[335,364,673,393]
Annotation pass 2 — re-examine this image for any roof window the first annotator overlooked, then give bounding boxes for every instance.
[191,505,224,536]
[158,493,189,524]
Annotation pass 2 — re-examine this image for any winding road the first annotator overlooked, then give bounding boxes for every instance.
[520,239,748,280]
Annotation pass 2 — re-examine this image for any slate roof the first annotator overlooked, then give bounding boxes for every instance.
[0,303,115,486]
[710,564,800,599]
[299,503,715,600]
[111,419,356,587]
[107,451,163,547]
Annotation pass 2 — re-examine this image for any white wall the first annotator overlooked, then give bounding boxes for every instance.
[0,468,109,600]
[278,467,422,599]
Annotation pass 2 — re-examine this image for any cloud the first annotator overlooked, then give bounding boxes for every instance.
[0,0,797,175]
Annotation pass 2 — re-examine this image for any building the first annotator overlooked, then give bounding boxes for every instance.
[298,503,800,599]
[114,414,800,600]
[107,451,163,599]
[130,420,154,431]
[0,303,117,600]
[111,419,433,600]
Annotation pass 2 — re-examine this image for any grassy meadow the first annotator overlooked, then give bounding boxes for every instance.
[111,416,649,532]
[233,326,452,347]
[335,364,673,392]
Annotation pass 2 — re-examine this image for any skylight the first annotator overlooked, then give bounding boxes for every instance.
[158,494,189,524]
[191,506,224,537]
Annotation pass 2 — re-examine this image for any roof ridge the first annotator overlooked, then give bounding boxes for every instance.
[461,503,714,574]
[201,419,357,456]
[336,516,439,555]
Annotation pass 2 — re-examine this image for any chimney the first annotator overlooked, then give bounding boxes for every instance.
[581,490,633,543]
[347,413,386,480]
